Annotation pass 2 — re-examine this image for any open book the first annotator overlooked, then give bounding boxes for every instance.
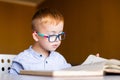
[20,55,120,77]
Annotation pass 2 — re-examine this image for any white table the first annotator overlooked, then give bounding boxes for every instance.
[0,74,120,80]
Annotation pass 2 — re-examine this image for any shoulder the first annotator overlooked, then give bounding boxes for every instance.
[13,48,32,62]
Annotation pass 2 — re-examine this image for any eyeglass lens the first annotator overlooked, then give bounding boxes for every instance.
[48,33,65,42]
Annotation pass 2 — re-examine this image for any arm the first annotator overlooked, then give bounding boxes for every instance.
[9,61,24,75]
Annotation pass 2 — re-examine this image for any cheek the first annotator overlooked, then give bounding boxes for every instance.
[39,38,49,45]
[58,41,61,46]
[38,38,50,47]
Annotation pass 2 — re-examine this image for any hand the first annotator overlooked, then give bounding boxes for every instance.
[96,53,100,57]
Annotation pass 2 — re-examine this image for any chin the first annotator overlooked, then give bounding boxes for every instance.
[49,48,57,51]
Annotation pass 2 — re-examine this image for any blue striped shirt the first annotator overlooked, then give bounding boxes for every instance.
[9,46,71,75]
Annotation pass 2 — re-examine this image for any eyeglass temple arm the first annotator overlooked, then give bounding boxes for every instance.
[37,32,48,38]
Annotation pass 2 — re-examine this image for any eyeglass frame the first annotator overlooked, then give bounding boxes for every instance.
[36,31,65,42]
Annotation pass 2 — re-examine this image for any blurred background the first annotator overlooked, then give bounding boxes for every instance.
[0,0,120,65]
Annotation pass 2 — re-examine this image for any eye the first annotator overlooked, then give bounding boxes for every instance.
[58,33,65,40]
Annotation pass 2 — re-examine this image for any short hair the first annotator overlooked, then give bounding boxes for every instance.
[32,8,64,31]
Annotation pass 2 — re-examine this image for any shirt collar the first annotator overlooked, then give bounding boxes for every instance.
[29,46,53,58]
[29,46,43,58]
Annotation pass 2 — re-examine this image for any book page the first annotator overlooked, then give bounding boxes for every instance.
[63,55,106,71]
[104,59,120,74]
[63,62,105,71]
[106,59,120,65]
[81,55,107,65]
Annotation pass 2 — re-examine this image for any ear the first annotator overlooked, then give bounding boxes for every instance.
[32,32,39,42]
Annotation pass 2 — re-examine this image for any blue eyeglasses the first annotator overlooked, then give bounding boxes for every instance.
[37,32,65,42]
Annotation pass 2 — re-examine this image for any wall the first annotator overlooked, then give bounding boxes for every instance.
[0,1,35,54]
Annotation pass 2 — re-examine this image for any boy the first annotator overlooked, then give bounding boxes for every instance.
[9,8,71,75]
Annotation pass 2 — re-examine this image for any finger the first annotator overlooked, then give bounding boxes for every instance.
[96,53,100,57]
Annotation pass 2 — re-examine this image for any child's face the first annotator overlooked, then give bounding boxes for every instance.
[35,21,64,52]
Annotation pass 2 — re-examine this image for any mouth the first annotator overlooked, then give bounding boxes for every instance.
[52,44,59,48]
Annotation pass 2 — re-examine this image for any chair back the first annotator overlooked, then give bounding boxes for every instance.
[0,54,16,74]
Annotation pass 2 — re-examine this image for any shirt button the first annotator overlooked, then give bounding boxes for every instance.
[40,55,42,57]
[46,61,48,63]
